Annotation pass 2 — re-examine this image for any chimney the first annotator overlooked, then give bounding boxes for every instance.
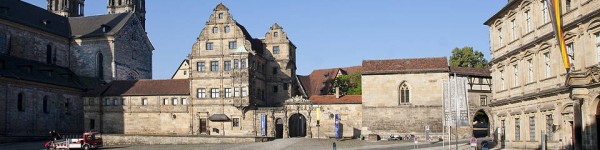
[335,87,340,99]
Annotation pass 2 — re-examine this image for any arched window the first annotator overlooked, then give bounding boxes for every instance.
[97,53,104,79]
[399,83,410,104]
[17,93,24,112]
[46,44,52,64]
[43,96,49,114]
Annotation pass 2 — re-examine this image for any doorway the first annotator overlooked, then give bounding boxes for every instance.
[288,113,306,137]
[276,118,283,138]
[199,118,207,134]
[473,109,490,138]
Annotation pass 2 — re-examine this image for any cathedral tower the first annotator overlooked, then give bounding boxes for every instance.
[47,0,84,17]
[107,0,146,29]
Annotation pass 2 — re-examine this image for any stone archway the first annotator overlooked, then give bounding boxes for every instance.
[473,109,490,138]
[288,113,306,137]
[275,118,284,139]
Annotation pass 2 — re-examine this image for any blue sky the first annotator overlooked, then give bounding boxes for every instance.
[25,0,506,79]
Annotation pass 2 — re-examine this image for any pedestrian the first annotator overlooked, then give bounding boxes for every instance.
[50,130,61,141]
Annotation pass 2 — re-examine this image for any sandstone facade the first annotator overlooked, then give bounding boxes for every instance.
[485,0,600,149]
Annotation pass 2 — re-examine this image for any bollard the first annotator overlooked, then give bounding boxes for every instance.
[333,142,336,150]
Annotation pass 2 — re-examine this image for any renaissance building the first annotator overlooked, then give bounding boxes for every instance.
[485,0,600,149]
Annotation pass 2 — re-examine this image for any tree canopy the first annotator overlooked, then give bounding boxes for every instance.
[449,46,488,68]
[329,71,361,95]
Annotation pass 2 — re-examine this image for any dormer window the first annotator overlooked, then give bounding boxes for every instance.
[101,25,111,33]
[274,32,279,37]
[218,13,224,19]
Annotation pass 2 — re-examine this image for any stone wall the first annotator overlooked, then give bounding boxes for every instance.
[113,17,152,80]
[101,134,269,145]
[0,78,84,138]
[362,106,443,136]
[0,21,70,67]
[70,39,112,80]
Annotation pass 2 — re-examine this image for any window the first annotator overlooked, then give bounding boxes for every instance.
[113,99,119,106]
[513,64,519,87]
[234,87,240,97]
[210,61,219,72]
[529,116,535,141]
[224,26,230,33]
[0,32,7,54]
[273,46,280,54]
[399,83,410,104]
[104,98,110,106]
[90,119,95,129]
[480,95,487,106]
[46,45,52,64]
[43,96,49,114]
[225,88,232,98]
[232,118,240,127]
[525,10,531,33]
[211,88,219,98]
[182,98,188,105]
[502,120,506,139]
[229,41,237,49]
[515,118,521,141]
[206,42,213,50]
[142,98,148,106]
[596,33,600,63]
[197,88,206,98]
[546,115,553,140]
[241,59,246,68]
[544,52,551,78]
[272,67,277,75]
[97,53,104,78]
[172,98,178,105]
[121,99,126,106]
[566,0,572,11]
[183,71,187,75]
[274,32,279,37]
[163,98,168,105]
[242,87,247,97]
[528,59,533,83]
[218,13,223,19]
[542,0,548,23]
[212,27,218,33]
[224,61,231,71]
[17,93,24,112]
[511,19,516,40]
[197,62,205,72]
[234,59,239,69]
[500,70,505,90]
[567,43,574,67]
[283,83,289,90]
[498,28,503,46]
[273,86,278,93]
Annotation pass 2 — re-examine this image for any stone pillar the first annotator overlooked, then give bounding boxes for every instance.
[573,98,582,150]
[306,110,312,138]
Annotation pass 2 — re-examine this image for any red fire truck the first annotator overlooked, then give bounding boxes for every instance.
[45,132,103,150]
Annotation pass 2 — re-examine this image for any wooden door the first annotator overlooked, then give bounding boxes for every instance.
[200,119,207,134]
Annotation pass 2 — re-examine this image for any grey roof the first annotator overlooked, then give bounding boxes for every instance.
[208,114,230,121]
[0,55,95,89]
[68,13,133,38]
[0,0,71,37]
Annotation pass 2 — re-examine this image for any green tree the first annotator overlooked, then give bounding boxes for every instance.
[329,71,362,95]
[449,46,488,68]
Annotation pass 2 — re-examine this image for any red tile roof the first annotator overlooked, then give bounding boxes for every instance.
[449,67,491,77]
[362,57,449,75]
[309,95,362,104]
[87,79,190,96]
[298,66,362,97]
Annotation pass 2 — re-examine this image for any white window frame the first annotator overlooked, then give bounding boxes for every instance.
[197,88,206,98]
[525,10,531,33]
[498,28,503,47]
[172,98,178,105]
[211,88,220,98]
[234,87,240,97]
[511,19,516,40]
[500,70,505,90]
[142,98,148,106]
[528,59,533,83]
[544,52,551,78]
[225,88,231,98]
[163,98,168,105]
[242,87,247,97]
[542,0,548,23]
[567,43,574,67]
[182,98,188,105]
[514,64,519,87]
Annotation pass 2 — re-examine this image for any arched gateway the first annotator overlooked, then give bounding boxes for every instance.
[288,113,306,137]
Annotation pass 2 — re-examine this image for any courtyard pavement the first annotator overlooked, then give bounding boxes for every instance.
[0,137,492,150]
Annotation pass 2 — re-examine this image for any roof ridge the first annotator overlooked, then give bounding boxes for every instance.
[363,56,447,62]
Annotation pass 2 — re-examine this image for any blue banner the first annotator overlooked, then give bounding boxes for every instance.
[334,114,339,139]
[261,114,266,136]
